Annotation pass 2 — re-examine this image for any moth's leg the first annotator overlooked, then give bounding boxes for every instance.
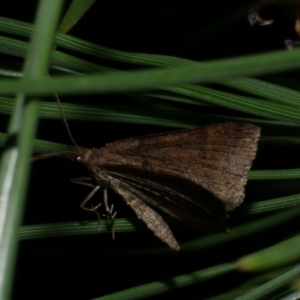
[71,177,102,209]
[71,177,102,231]
[102,189,117,240]
[80,185,101,211]
[80,185,102,231]
[71,177,117,237]
[71,177,95,188]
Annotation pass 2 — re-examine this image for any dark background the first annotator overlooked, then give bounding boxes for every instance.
[1,0,300,299]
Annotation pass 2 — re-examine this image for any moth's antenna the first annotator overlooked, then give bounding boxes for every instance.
[32,151,75,161]
[54,92,78,148]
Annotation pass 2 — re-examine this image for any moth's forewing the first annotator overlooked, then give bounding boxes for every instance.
[92,122,260,211]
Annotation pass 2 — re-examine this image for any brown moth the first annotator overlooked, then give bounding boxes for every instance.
[34,119,260,250]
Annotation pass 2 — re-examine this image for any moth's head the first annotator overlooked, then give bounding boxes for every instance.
[73,147,92,164]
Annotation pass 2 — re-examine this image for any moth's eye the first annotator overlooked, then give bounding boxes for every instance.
[76,156,82,163]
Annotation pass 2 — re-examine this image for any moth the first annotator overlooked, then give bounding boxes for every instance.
[34,120,260,250]
[249,0,300,48]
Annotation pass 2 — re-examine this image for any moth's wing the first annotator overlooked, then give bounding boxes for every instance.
[113,182,180,250]
[107,167,228,233]
[103,123,259,152]
[99,123,260,211]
